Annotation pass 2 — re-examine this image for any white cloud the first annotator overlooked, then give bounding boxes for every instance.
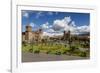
[29,22,35,27]
[41,22,49,29]
[53,16,72,31]
[22,11,29,18]
[43,32,53,37]
[69,25,90,35]
[52,16,89,35]
[70,21,76,27]
[36,12,43,18]
[45,28,55,32]
[33,16,89,36]
[64,16,72,23]
[77,25,90,33]
[41,22,63,36]
[43,31,63,37]
[53,19,66,30]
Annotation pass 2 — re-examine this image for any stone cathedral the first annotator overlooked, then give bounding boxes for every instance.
[22,24,43,43]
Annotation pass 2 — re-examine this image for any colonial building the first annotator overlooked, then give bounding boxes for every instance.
[22,24,43,43]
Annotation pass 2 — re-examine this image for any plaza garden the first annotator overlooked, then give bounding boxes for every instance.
[22,39,90,57]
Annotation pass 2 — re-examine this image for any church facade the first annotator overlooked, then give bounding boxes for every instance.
[22,24,43,43]
[22,24,83,43]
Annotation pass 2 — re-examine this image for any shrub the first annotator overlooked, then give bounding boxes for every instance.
[34,49,40,54]
[78,51,87,57]
[64,44,67,47]
[28,48,33,53]
[62,51,67,54]
[55,51,61,55]
[65,45,80,56]
[62,49,68,55]
[81,43,89,48]
[69,46,79,53]
[22,41,27,46]
[46,50,51,54]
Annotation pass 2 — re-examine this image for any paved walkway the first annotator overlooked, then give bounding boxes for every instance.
[22,52,89,62]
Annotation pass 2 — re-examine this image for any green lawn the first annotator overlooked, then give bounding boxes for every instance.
[22,42,89,57]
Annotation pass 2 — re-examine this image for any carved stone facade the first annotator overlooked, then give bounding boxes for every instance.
[22,24,43,43]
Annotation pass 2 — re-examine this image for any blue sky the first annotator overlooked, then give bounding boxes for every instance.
[22,10,90,35]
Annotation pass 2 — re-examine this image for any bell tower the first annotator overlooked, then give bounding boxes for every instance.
[26,24,32,32]
[25,24,33,43]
